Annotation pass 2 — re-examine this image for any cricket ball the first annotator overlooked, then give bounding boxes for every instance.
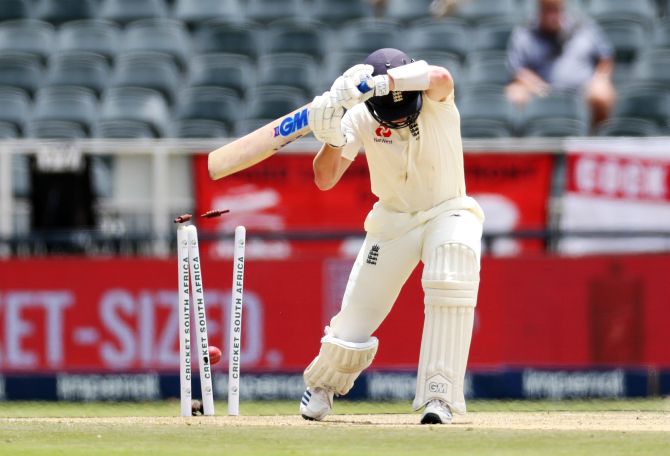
[208,345,222,365]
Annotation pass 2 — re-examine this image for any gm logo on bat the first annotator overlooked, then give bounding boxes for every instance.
[273,108,309,137]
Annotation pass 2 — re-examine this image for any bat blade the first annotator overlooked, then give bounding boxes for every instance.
[207,103,311,180]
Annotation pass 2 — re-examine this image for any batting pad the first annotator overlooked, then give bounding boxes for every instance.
[413,243,479,414]
[304,334,379,396]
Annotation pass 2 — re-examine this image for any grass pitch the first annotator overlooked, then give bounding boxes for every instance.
[0,399,668,456]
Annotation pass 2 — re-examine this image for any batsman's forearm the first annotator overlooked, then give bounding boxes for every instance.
[313,144,348,191]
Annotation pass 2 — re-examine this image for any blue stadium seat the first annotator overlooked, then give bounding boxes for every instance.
[0,0,30,22]
[111,52,182,104]
[122,19,191,69]
[452,0,516,24]
[597,117,664,136]
[0,20,54,62]
[176,87,241,129]
[257,53,319,96]
[187,53,254,97]
[35,0,96,24]
[589,0,657,27]
[0,87,30,133]
[405,19,470,62]
[524,118,589,137]
[174,119,229,138]
[246,0,305,24]
[57,20,121,62]
[26,120,88,138]
[264,18,328,61]
[174,0,242,26]
[613,84,670,126]
[32,86,98,135]
[100,87,171,137]
[46,51,110,96]
[193,19,262,59]
[310,0,372,23]
[384,0,433,22]
[460,119,513,138]
[0,53,42,95]
[338,18,400,55]
[100,0,167,25]
[245,85,306,119]
[0,121,18,138]
[96,119,157,138]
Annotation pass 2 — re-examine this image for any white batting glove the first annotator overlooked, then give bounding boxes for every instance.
[330,64,389,109]
[308,92,346,147]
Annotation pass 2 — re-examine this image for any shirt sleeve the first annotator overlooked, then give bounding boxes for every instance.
[589,21,614,61]
[506,26,529,76]
[339,110,362,161]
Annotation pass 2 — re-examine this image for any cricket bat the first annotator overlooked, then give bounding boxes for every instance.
[207,80,374,180]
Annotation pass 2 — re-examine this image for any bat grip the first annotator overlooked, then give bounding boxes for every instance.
[356,77,374,94]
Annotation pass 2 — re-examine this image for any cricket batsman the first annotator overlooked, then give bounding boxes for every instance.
[299,48,485,424]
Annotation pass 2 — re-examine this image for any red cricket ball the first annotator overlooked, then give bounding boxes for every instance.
[208,345,222,365]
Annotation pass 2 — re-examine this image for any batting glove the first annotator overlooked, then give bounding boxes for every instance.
[308,93,346,148]
[330,64,390,109]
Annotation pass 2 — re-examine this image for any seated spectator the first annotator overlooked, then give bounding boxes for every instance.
[505,0,616,126]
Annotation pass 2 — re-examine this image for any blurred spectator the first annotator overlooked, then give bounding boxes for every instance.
[505,0,616,126]
[429,0,467,18]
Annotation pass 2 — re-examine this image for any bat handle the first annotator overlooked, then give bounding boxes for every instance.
[356,77,375,94]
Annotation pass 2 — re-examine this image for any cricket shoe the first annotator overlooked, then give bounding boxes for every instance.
[420,399,453,424]
[300,387,334,421]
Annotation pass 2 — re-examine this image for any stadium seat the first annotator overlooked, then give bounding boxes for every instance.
[588,0,656,27]
[460,119,512,138]
[174,0,243,26]
[520,92,589,134]
[26,120,88,138]
[599,20,648,64]
[174,119,229,138]
[122,19,191,69]
[323,51,368,92]
[472,19,515,53]
[96,119,157,138]
[0,0,30,22]
[655,19,670,49]
[233,118,274,135]
[384,0,433,22]
[100,0,167,24]
[57,20,122,63]
[35,0,96,24]
[410,51,462,85]
[46,51,110,96]
[0,20,54,62]
[452,0,516,24]
[193,19,262,59]
[405,19,470,62]
[187,53,254,97]
[338,18,400,55]
[264,18,328,61]
[32,86,98,135]
[246,0,305,24]
[245,85,306,119]
[597,117,664,136]
[465,51,511,86]
[0,53,42,95]
[0,87,31,132]
[176,86,241,129]
[613,84,670,126]
[521,0,585,21]
[256,53,319,96]
[100,87,171,137]
[524,118,589,137]
[111,52,181,104]
[0,121,18,138]
[633,50,670,87]
[310,0,373,24]
[459,92,517,131]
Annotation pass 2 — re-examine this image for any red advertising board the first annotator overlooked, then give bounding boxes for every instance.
[193,152,553,257]
[1,254,668,373]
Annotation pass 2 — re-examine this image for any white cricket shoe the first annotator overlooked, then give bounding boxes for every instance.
[420,399,453,424]
[300,387,334,421]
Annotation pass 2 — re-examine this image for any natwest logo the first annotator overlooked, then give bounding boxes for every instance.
[374,125,393,144]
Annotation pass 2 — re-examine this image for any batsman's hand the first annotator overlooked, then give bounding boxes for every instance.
[330,64,390,109]
[309,92,346,148]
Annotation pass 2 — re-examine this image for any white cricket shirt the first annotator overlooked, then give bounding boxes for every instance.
[340,92,466,214]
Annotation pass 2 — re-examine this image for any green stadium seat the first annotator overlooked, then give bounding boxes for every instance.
[460,119,513,138]
[233,118,274,136]
[176,87,241,129]
[633,50,670,87]
[524,118,589,137]
[655,19,670,49]
[0,20,55,62]
[589,0,657,27]
[246,0,305,24]
[0,121,18,138]
[123,19,191,69]
[26,120,88,138]
[613,84,670,127]
[174,119,229,138]
[458,92,517,131]
[0,52,42,95]
[472,19,515,53]
[257,53,319,96]
[245,85,306,119]
[599,20,649,64]
[264,18,328,61]
[57,20,121,63]
[100,87,171,137]
[0,87,30,132]
[35,0,96,25]
[323,51,368,92]
[47,51,110,96]
[410,51,462,86]
[187,53,254,97]
[597,117,664,136]
[100,0,167,25]
[0,0,30,22]
[96,119,157,138]
[310,0,372,24]
[193,19,262,59]
[465,51,511,86]
[174,0,242,26]
[111,52,182,104]
[339,18,400,55]
[406,19,470,62]
[452,0,517,24]
[521,91,590,128]
[384,0,433,22]
[32,86,98,135]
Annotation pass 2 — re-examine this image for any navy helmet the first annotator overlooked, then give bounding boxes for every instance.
[364,48,422,129]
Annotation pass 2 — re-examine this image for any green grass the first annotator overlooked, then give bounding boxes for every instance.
[0,400,668,456]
